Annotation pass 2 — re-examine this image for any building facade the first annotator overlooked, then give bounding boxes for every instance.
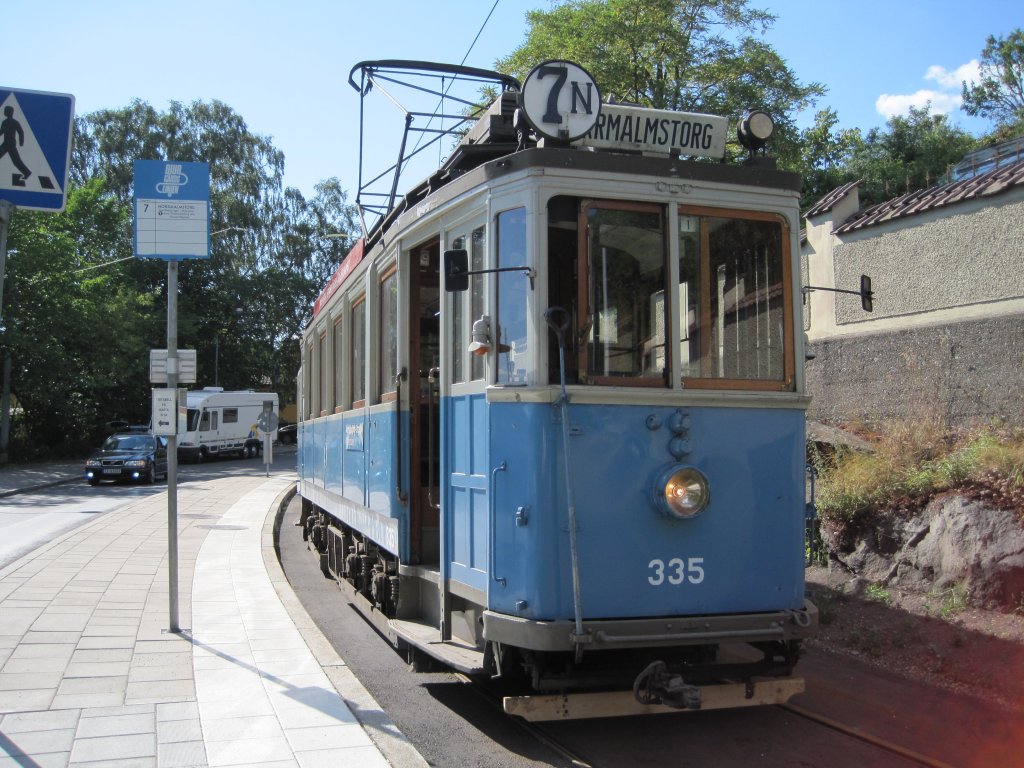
[801,159,1024,429]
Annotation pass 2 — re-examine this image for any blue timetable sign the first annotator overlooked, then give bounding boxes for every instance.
[134,160,210,260]
[0,87,75,212]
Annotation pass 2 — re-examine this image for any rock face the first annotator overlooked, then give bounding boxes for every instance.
[825,495,1024,610]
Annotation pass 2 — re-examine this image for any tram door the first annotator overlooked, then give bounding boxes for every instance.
[408,239,441,564]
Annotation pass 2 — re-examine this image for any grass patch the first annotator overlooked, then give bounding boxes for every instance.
[865,584,892,605]
[812,423,1024,534]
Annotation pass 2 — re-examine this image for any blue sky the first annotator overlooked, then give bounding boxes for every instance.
[5,0,1018,199]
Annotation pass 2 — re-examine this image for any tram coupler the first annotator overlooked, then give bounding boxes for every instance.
[633,661,702,710]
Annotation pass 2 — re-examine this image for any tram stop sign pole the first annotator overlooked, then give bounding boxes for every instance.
[134,160,210,633]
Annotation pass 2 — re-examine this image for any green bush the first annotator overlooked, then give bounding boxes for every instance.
[813,424,1024,529]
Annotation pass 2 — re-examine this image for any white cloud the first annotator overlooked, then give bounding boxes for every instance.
[876,90,962,117]
[875,59,980,119]
[925,60,981,88]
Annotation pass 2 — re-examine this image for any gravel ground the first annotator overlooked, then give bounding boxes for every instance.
[805,565,1024,711]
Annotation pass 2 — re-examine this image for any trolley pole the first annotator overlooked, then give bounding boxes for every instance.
[166,259,180,633]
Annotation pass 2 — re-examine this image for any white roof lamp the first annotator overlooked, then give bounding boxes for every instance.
[737,110,775,155]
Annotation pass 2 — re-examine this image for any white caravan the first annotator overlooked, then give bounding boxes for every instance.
[178,388,278,462]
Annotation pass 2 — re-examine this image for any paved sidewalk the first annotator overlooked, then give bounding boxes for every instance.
[0,467,427,767]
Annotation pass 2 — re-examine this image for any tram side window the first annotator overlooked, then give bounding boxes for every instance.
[380,267,399,399]
[351,295,367,406]
[304,342,313,418]
[678,208,793,389]
[496,208,527,385]
[333,317,343,411]
[581,203,667,385]
[451,226,486,384]
[318,330,328,414]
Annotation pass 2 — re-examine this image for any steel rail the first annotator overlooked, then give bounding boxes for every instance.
[781,702,957,768]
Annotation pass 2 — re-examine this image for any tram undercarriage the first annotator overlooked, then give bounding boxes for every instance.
[300,500,811,719]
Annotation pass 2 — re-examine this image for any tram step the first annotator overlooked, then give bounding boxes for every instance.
[390,617,486,674]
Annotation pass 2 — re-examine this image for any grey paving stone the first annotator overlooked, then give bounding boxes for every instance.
[155,701,200,722]
[1,655,69,674]
[77,635,136,650]
[0,751,72,768]
[157,739,208,768]
[72,648,135,663]
[0,726,75,754]
[65,661,132,678]
[57,675,127,695]
[0,671,64,690]
[76,711,155,738]
[9,643,75,660]
[0,708,79,732]
[49,691,125,709]
[128,663,193,683]
[156,717,204,743]
[0,688,55,712]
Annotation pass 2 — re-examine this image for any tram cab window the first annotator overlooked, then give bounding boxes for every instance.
[496,208,528,385]
[678,207,794,390]
[547,197,581,384]
[580,202,667,385]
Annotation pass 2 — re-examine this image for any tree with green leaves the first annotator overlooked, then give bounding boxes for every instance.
[797,108,863,210]
[496,0,824,165]
[4,180,158,456]
[847,105,977,207]
[961,28,1024,136]
[3,99,358,459]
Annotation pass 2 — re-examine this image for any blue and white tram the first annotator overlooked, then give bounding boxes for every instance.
[297,60,817,720]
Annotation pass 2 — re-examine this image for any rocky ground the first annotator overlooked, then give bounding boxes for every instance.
[805,564,1024,712]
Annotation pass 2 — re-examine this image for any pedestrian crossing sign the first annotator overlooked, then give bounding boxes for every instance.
[0,87,75,212]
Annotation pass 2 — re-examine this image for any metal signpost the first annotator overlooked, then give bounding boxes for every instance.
[134,159,210,633]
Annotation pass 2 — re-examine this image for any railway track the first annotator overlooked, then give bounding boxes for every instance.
[781,702,956,768]
[458,671,958,768]
[453,672,599,768]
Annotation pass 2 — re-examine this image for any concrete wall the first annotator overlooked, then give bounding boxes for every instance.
[805,314,1024,429]
[833,196,1024,326]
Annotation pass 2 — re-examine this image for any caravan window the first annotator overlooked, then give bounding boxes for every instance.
[199,410,219,431]
[223,408,238,424]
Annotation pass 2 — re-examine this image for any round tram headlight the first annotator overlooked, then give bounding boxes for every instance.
[653,466,710,520]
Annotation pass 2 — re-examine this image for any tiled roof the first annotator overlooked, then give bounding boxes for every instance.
[805,180,860,218]
[833,159,1024,235]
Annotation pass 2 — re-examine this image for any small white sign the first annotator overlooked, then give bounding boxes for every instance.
[135,199,209,257]
[152,388,178,436]
[150,349,197,383]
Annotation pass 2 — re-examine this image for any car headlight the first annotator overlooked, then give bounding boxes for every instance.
[86,459,102,468]
[653,466,710,519]
[125,459,147,467]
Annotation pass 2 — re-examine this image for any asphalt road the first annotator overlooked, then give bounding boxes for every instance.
[0,448,297,570]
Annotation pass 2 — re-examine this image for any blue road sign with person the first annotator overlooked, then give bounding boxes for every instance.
[0,87,75,212]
